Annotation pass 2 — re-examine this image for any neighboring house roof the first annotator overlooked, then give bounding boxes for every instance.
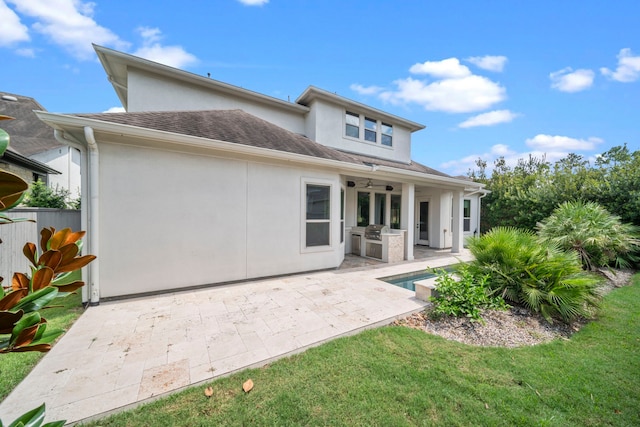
[72,109,451,179]
[296,86,425,132]
[0,92,64,156]
[1,147,61,175]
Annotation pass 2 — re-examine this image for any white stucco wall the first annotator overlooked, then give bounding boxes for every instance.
[305,100,412,163]
[31,146,82,198]
[97,141,343,298]
[127,69,307,135]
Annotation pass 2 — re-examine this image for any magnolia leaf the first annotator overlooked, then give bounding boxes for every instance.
[11,315,42,346]
[48,228,71,250]
[38,250,62,271]
[58,243,79,266]
[0,170,29,211]
[0,288,27,311]
[51,269,81,286]
[4,343,52,353]
[12,272,29,291]
[23,242,38,266]
[0,127,9,156]
[13,286,58,313]
[54,280,84,293]
[242,379,254,393]
[4,402,46,427]
[204,386,214,398]
[0,310,23,334]
[55,255,96,273]
[32,267,54,291]
[40,227,54,251]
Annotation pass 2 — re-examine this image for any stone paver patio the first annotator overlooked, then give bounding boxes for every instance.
[0,250,471,425]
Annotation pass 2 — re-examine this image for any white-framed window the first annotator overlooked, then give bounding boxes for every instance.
[390,194,401,229]
[357,191,370,226]
[381,122,393,147]
[305,183,331,247]
[345,111,360,138]
[374,193,386,224]
[345,111,393,147]
[463,199,471,232]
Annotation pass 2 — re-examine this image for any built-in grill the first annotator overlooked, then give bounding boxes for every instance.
[364,224,389,241]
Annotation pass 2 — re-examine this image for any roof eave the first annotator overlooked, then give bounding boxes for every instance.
[93,44,310,115]
[296,86,426,132]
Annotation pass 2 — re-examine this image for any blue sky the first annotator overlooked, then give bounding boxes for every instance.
[2,0,639,176]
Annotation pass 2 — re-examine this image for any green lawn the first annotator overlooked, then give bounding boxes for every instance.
[83,274,640,427]
[0,291,84,401]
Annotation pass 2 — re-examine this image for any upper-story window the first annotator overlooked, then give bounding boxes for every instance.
[345,112,360,138]
[364,117,377,142]
[345,111,393,147]
[381,123,393,146]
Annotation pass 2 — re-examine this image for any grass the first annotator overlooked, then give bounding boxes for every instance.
[82,274,640,427]
[0,291,84,401]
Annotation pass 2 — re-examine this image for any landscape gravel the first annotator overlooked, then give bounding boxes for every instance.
[393,269,634,348]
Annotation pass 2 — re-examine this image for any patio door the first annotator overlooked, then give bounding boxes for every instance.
[415,200,429,245]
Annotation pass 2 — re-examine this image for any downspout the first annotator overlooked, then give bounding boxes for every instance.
[54,130,91,304]
[84,126,100,305]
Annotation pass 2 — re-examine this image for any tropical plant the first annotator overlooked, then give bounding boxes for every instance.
[466,227,601,323]
[0,118,95,425]
[430,264,509,322]
[537,200,640,270]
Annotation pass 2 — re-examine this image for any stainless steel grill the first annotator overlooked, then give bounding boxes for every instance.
[364,224,389,241]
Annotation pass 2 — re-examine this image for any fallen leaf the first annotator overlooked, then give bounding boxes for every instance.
[243,379,254,393]
[484,403,489,409]
[204,386,213,398]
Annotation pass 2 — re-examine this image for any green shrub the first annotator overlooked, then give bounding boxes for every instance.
[466,227,601,323]
[537,200,640,270]
[430,265,509,322]
[23,180,72,209]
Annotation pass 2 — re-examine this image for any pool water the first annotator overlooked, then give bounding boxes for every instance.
[380,266,455,292]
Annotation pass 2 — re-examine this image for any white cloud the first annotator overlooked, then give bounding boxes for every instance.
[6,0,129,60]
[0,0,29,46]
[409,57,471,79]
[526,134,603,151]
[458,110,519,128]
[237,0,268,5]
[132,27,197,69]
[600,48,640,82]
[103,106,125,113]
[380,75,506,113]
[15,48,35,57]
[466,55,507,72]
[350,83,384,96]
[550,67,595,92]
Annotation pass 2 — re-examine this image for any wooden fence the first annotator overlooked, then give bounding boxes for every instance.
[0,209,81,283]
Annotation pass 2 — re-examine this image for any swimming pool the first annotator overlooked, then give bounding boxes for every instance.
[379,266,456,292]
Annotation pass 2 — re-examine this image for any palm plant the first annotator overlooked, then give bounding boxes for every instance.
[466,227,601,323]
[537,201,640,270]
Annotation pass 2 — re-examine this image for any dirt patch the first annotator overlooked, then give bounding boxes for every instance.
[393,269,634,347]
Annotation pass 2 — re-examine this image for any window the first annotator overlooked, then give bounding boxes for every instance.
[374,193,386,224]
[345,112,360,138]
[344,111,393,148]
[357,191,370,226]
[306,184,331,247]
[390,194,401,229]
[381,123,393,146]
[463,199,471,232]
[365,117,377,142]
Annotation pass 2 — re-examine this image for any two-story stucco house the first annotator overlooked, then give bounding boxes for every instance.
[36,45,486,303]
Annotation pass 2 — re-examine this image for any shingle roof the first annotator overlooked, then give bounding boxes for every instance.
[73,109,453,178]
[0,92,63,156]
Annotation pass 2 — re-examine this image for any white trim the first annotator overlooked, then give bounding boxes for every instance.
[301,177,334,254]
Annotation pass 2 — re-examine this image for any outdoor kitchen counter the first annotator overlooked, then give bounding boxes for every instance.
[349,227,405,263]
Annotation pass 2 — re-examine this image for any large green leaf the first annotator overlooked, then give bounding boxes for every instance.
[0,170,29,211]
[51,269,81,286]
[12,287,58,313]
[0,128,9,157]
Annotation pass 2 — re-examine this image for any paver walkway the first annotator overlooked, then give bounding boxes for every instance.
[0,251,471,425]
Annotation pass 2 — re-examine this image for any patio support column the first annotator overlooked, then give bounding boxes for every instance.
[451,190,463,253]
[401,183,415,260]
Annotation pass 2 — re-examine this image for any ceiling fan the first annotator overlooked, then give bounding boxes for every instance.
[348,179,394,191]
